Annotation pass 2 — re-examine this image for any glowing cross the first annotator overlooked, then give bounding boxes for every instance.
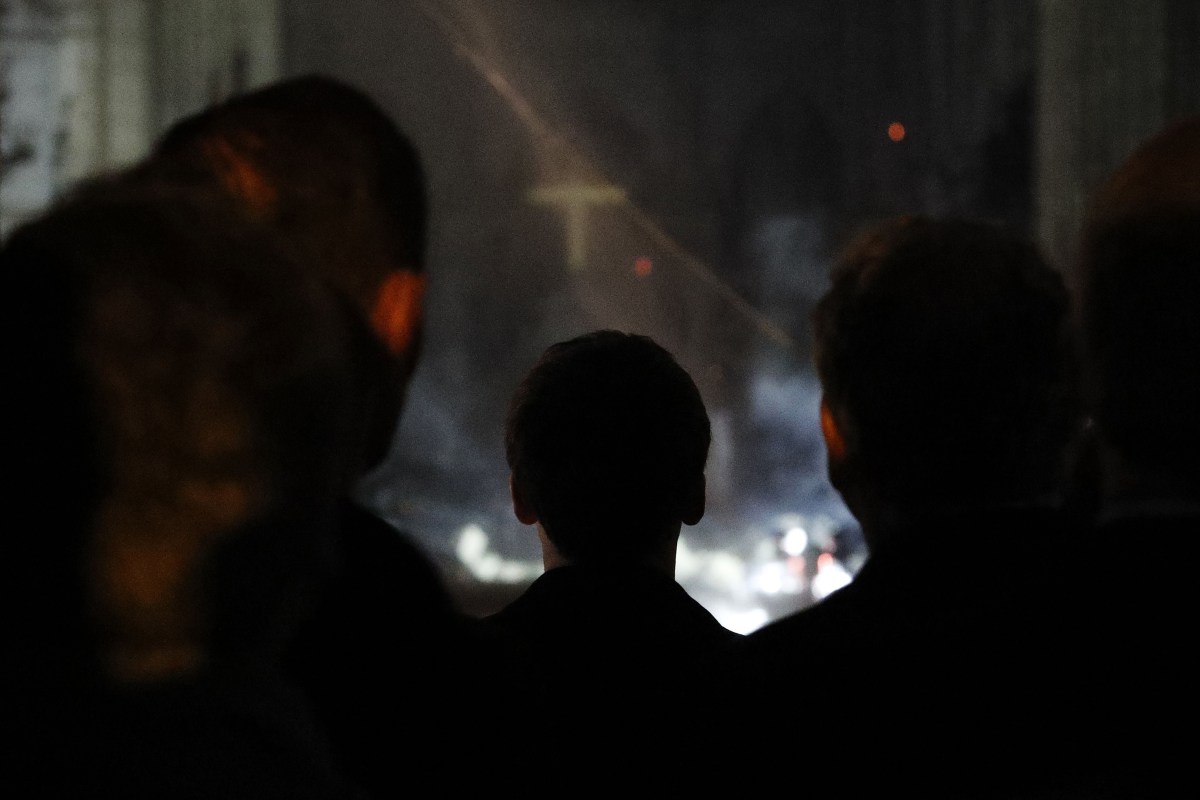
[529,180,626,271]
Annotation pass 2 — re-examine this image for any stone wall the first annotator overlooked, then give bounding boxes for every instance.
[1,0,281,237]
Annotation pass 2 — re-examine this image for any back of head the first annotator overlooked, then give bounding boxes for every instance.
[1077,115,1200,487]
[148,74,427,311]
[813,215,1074,513]
[136,75,429,472]
[3,184,358,684]
[506,330,711,564]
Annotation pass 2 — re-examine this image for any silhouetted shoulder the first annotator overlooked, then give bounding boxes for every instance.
[332,501,457,616]
[283,501,517,796]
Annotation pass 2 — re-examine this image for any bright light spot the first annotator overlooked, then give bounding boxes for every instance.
[675,536,703,578]
[497,560,536,583]
[473,552,504,582]
[705,551,748,591]
[749,561,803,596]
[456,522,541,583]
[456,524,489,562]
[750,561,785,595]
[677,537,746,591]
[812,554,853,600]
[888,121,906,142]
[713,605,771,635]
[780,525,808,556]
[634,256,653,277]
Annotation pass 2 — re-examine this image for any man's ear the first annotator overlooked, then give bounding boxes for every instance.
[371,270,426,358]
[510,474,539,525]
[680,475,706,526]
[820,396,848,464]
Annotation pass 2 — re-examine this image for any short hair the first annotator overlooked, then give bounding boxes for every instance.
[2,187,358,669]
[506,330,711,563]
[812,215,1074,507]
[1077,115,1200,481]
[145,74,427,313]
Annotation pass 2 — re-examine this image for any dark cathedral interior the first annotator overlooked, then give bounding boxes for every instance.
[284,1,1200,626]
[3,0,1198,630]
[6,2,1200,796]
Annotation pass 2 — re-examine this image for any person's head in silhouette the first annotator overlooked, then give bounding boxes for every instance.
[812,215,1075,548]
[506,330,711,574]
[135,74,427,473]
[1076,115,1200,501]
[4,187,357,686]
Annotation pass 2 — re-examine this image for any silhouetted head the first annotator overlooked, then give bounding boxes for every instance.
[3,187,358,685]
[1076,114,1200,493]
[812,216,1075,539]
[506,330,710,569]
[136,74,428,470]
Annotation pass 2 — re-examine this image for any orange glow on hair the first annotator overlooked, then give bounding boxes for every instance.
[634,256,653,277]
[888,122,906,142]
[201,137,277,216]
[821,401,847,462]
[371,270,427,356]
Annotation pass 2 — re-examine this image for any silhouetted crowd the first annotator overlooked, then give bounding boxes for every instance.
[4,75,1197,800]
